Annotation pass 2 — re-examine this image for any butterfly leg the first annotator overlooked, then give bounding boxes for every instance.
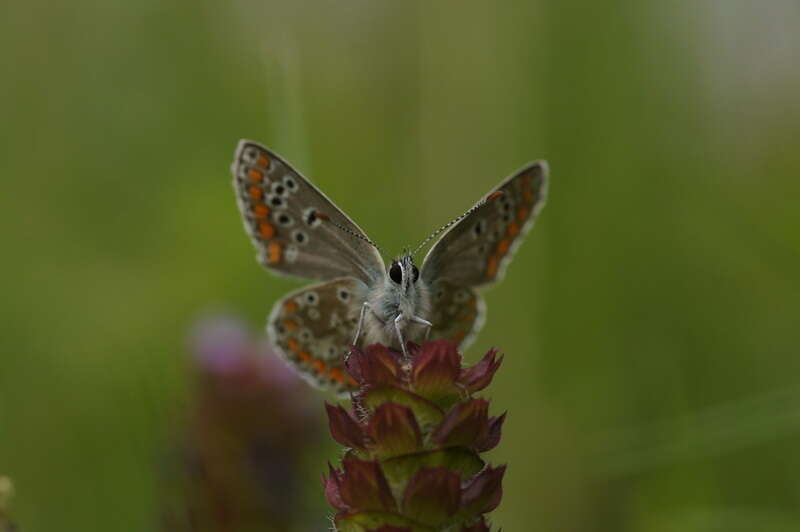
[352,302,370,346]
[345,302,371,363]
[411,315,433,342]
[394,314,410,360]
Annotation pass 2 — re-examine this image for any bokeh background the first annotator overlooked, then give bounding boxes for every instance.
[2,1,800,530]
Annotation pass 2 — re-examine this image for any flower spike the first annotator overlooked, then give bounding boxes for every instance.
[323,341,508,530]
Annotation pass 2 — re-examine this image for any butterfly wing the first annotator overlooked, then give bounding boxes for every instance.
[267,277,367,394]
[426,280,486,351]
[421,161,547,350]
[232,140,385,284]
[421,161,548,288]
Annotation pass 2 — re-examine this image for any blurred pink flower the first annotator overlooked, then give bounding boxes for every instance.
[162,314,323,532]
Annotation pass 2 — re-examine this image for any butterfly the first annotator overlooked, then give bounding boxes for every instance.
[231,140,548,393]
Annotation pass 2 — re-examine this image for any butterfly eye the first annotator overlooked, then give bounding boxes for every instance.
[389,262,402,284]
[411,265,419,283]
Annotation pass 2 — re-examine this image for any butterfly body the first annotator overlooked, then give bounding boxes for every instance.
[361,254,432,350]
[232,140,547,393]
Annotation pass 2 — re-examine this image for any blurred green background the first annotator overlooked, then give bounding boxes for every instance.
[2,1,800,530]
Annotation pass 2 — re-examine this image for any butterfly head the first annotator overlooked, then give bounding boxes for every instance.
[387,254,420,296]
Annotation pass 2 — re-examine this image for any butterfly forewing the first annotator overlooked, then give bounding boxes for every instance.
[421,161,548,288]
[231,140,384,284]
[267,278,367,393]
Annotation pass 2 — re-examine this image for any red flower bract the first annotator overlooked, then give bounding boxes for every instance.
[411,340,462,402]
[432,398,490,448]
[367,402,422,457]
[461,465,506,515]
[324,463,347,512]
[346,344,404,386]
[325,457,396,513]
[326,402,365,450]
[402,467,461,523]
[460,348,502,394]
[475,413,506,453]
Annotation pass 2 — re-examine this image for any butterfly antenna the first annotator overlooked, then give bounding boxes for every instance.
[412,190,504,256]
[315,211,383,253]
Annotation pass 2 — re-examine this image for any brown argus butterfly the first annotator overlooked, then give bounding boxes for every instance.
[231,140,548,393]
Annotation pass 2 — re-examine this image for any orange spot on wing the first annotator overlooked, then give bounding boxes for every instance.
[329,368,345,383]
[346,375,357,387]
[497,238,510,255]
[259,222,275,239]
[284,300,299,313]
[248,186,263,200]
[256,154,270,168]
[248,169,263,183]
[312,359,327,373]
[507,222,520,237]
[517,207,529,221]
[267,241,282,264]
[298,351,312,363]
[486,190,505,201]
[283,319,298,332]
[287,338,300,353]
[253,204,269,219]
[486,256,499,278]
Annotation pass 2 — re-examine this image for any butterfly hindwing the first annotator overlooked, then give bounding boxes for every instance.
[267,277,367,393]
[232,140,385,284]
[427,280,486,351]
[421,161,548,288]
